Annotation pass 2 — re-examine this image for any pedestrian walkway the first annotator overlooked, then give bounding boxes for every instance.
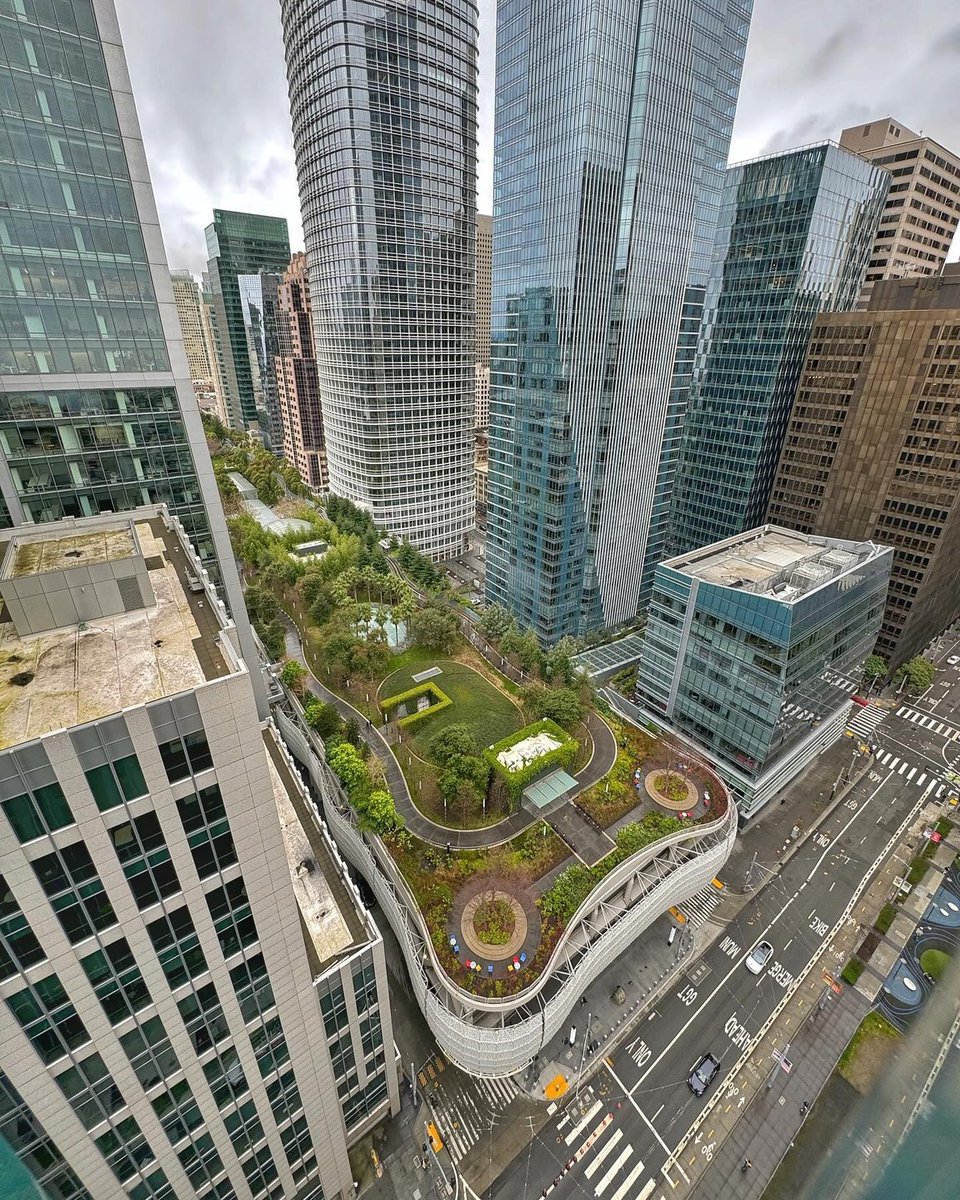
[822,668,860,694]
[896,705,960,741]
[874,749,947,793]
[420,1052,522,1164]
[552,1094,658,1200]
[675,881,725,929]
[845,702,886,740]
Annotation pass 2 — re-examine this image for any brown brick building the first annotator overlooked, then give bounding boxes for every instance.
[275,253,327,491]
[767,267,960,667]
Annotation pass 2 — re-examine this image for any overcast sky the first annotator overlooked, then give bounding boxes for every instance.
[113,0,960,274]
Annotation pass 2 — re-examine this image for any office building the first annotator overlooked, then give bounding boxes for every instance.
[204,212,291,434]
[238,273,283,449]
[839,118,960,307]
[0,0,257,684]
[0,507,398,1200]
[484,0,753,643]
[768,268,960,667]
[170,273,214,393]
[670,143,889,555]
[275,255,326,493]
[635,526,892,815]
[199,275,230,427]
[280,0,477,558]
[476,214,492,431]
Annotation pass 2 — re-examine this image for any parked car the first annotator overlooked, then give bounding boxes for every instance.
[745,940,774,975]
[947,655,959,666]
[687,1052,721,1097]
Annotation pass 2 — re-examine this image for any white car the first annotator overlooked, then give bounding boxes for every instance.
[947,656,960,666]
[745,940,773,975]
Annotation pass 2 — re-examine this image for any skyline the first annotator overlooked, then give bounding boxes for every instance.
[115,0,960,273]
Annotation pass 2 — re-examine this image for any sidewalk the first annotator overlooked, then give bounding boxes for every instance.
[352,1088,460,1200]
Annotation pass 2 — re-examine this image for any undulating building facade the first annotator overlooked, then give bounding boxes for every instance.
[635,526,893,815]
[839,118,960,307]
[0,0,256,676]
[170,273,214,393]
[280,0,477,559]
[669,143,889,555]
[484,0,753,643]
[767,267,960,667]
[0,508,398,1200]
[275,255,326,493]
[204,212,290,434]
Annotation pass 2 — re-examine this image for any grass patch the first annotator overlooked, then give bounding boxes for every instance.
[380,658,522,750]
[875,903,897,935]
[841,957,865,985]
[837,1012,900,1090]
[920,948,950,981]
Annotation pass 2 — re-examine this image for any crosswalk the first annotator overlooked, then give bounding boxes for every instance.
[676,881,725,928]
[896,706,960,741]
[553,1099,661,1200]
[874,750,950,795]
[421,1055,521,1162]
[822,669,860,694]
[846,702,887,740]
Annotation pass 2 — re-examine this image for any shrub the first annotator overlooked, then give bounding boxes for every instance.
[381,682,453,728]
[410,606,459,653]
[841,957,865,985]
[522,683,584,730]
[486,719,578,801]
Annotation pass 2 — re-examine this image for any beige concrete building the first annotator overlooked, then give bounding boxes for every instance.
[170,272,213,391]
[767,267,960,667]
[839,118,960,307]
[475,215,492,526]
[0,507,398,1200]
[275,254,326,492]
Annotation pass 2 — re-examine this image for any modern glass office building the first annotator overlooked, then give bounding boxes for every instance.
[204,213,290,434]
[483,0,753,643]
[280,0,477,558]
[635,526,893,815]
[669,143,889,554]
[238,273,283,450]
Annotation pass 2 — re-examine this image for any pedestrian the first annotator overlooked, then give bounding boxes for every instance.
[741,1159,752,1173]
[800,1100,810,1115]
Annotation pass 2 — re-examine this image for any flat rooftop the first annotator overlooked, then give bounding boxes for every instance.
[665,526,880,601]
[0,516,231,750]
[6,525,138,578]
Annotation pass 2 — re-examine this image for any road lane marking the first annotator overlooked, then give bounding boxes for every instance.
[609,1159,647,1200]
[565,1100,603,1145]
[596,1145,633,1196]
[585,1128,622,1179]
[606,1063,689,1182]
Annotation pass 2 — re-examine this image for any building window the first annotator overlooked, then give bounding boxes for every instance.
[196,1181,236,1200]
[71,717,148,812]
[328,1032,355,1080]
[31,842,116,944]
[55,1052,126,1130]
[249,1016,289,1078]
[83,754,147,812]
[265,1068,301,1126]
[352,958,378,1013]
[152,1079,204,1145]
[0,874,45,980]
[241,1143,278,1196]
[6,975,88,1064]
[360,1010,383,1058]
[80,937,152,1025]
[281,1114,313,1167]
[224,1099,264,1157]
[158,730,213,782]
[147,906,208,988]
[94,1115,155,1183]
[229,953,274,1024]
[0,1069,93,1200]
[177,982,230,1054]
[203,1046,249,1110]
[2,781,72,843]
[119,1016,180,1090]
[177,1131,223,1189]
[109,811,180,909]
[343,1073,389,1130]
[177,784,237,878]
[205,877,257,959]
[128,1167,177,1200]
[318,981,349,1037]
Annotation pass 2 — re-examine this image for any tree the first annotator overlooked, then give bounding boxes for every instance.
[478,604,516,643]
[514,629,543,674]
[863,655,887,682]
[895,656,935,693]
[499,628,524,660]
[543,636,580,686]
[523,684,583,729]
[303,699,342,739]
[279,660,307,695]
[327,741,369,799]
[257,620,286,661]
[429,724,479,767]
[360,789,403,835]
[410,606,459,654]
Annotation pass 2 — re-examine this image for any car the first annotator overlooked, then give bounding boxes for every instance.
[688,1052,721,1097]
[745,940,774,975]
[948,655,959,666]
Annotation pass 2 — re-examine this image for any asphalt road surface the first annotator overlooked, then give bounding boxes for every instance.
[484,647,960,1200]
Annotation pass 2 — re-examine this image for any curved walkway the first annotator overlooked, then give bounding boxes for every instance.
[278,593,619,850]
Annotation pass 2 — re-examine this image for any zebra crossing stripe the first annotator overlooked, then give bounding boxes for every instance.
[596,1145,633,1195]
[585,1129,623,1179]
[907,767,917,780]
[610,1160,648,1200]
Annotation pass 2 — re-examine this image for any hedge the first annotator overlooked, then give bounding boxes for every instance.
[380,681,453,728]
[485,718,579,801]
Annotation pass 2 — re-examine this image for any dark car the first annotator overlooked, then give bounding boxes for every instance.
[688,1052,721,1097]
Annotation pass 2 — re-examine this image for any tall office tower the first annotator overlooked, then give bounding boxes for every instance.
[170,272,214,392]
[635,527,892,816]
[768,268,960,668]
[669,143,889,555]
[275,255,326,492]
[0,0,258,682]
[204,212,291,433]
[0,508,398,1200]
[280,0,478,559]
[839,118,960,307]
[484,0,753,643]
[199,275,230,427]
[475,214,492,431]
[238,273,283,449]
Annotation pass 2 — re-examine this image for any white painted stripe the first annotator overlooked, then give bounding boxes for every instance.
[635,1181,656,1200]
[896,706,908,717]
[909,711,922,724]
[596,1145,633,1196]
[565,1100,603,1145]
[584,1129,623,1179]
[907,767,917,781]
[879,752,893,766]
[609,1160,647,1200]
[916,774,927,788]
[547,1101,558,1116]
[898,761,908,775]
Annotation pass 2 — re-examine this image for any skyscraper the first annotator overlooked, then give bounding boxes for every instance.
[767,267,960,667]
[0,0,257,687]
[0,507,398,1200]
[839,118,960,307]
[280,0,477,558]
[475,214,492,432]
[170,272,214,392]
[275,254,326,492]
[238,272,283,449]
[204,212,291,433]
[669,143,889,555]
[484,0,753,643]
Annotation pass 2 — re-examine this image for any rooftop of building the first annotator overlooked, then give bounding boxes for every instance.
[839,118,959,162]
[664,525,885,602]
[227,472,313,538]
[0,512,233,751]
[263,727,368,974]
[4,525,138,578]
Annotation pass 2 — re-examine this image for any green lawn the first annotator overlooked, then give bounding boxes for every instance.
[920,948,950,981]
[379,658,522,751]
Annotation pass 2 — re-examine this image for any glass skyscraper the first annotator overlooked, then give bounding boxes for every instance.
[669,143,890,553]
[280,0,477,558]
[204,212,290,433]
[238,272,283,450]
[483,0,753,643]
